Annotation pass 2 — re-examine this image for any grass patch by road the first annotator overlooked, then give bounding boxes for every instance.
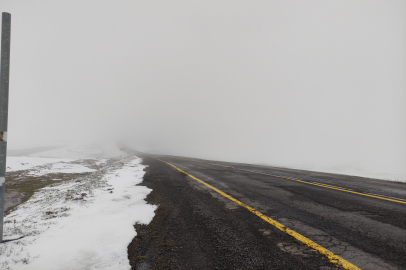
[5,171,92,215]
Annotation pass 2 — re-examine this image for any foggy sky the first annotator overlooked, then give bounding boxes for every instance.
[1,0,405,180]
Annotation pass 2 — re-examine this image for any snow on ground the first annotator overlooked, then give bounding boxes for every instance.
[7,143,122,176]
[6,157,74,172]
[1,144,155,270]
[27,162,96,176]
[95,159,108,166]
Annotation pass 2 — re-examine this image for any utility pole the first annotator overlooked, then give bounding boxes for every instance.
[0,12,11,243]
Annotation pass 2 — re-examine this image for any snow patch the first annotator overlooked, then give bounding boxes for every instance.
[27,162,96,176]
[95,159,108,166]
[0,156,156,270]
[6,157,74,172]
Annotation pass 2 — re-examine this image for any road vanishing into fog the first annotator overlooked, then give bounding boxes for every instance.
[129,153,406,270]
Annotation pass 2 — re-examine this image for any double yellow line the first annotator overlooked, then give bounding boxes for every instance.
[159,159,361,270]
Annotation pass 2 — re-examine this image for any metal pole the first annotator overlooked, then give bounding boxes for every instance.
[0,12,11,243]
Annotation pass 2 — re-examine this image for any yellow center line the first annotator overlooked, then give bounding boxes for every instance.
[194,161,406,205]
[238,168,406,204]
[194,160,235,169]
[158,159,361,270]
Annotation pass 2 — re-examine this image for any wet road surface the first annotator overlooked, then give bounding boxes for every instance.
[129,154,406,270]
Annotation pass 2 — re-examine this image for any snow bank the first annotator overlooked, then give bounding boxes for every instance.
[0,156,156,270]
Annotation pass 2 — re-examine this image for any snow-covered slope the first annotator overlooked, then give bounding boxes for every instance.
[1,145,155,270]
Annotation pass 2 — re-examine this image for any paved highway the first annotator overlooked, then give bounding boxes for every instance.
[129,153,406,270]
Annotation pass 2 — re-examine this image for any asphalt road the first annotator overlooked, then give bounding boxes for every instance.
[129,153,406,270]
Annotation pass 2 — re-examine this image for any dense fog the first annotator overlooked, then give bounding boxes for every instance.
[1,0,405,180]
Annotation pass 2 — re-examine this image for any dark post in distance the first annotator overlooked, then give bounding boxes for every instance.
[0,12,11,243]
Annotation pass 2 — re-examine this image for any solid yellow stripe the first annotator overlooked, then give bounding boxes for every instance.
[194,160,406,204]
[159,159,362,270]
[238,168,406,205]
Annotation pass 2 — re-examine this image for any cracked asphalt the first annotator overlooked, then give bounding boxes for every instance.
[129,154,406,270]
